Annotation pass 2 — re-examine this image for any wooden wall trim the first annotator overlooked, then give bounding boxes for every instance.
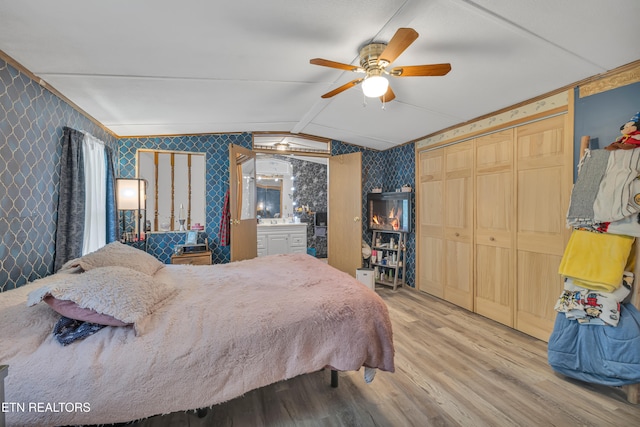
[579,62,640,98]
[416,105,568,153]
[188,154,192,229]
[416,93,569,150]
[170,153,175,231]
[415,60,640,150]
[154,152,159,231]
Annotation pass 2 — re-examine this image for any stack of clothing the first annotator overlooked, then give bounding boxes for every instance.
[555,276,632,326]
[566,148,640,234]
[548,148,640,386]
[555,228,635,326]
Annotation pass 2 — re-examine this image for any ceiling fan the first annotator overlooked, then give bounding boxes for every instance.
[310,28,451,102]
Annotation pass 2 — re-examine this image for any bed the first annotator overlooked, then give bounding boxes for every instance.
[0,243,395,426]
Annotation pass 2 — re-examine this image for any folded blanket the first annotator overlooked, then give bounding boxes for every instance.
[566,149,610,227]
[593,149,640,223]
[554,276,632,326]
[558,229,634,292]
[548,303,640,386]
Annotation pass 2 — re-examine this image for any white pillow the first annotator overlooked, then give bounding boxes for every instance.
[60,241,164,276]
[28,266,176,335]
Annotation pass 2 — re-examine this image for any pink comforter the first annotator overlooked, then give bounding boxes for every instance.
[0,254,394,426]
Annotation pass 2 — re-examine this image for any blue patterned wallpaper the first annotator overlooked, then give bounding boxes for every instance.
[0,57,118,291]
[0,52,416,290]
[118,134,253,264]
[381,143,416,287]
[331,141,416,287]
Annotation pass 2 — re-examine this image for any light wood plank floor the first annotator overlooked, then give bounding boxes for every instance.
[129,288,640,427]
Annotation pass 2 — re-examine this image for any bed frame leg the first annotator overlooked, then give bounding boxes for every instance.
[331,369,338,388]
[623,383,639,404]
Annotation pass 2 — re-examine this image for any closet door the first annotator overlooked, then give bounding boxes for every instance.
[443,141,474,310]
[417,149,444,298]
[515,115,571,341]
[475,130,515,327]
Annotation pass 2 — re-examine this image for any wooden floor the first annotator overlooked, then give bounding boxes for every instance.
[129,288,640,427]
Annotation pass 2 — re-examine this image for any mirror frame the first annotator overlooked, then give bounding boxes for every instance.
[136,148,207,233]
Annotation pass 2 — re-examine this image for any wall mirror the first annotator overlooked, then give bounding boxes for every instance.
[255,155,293,219]
[137,149,206,232]
[257,178,283,218]
[238,154,256,221]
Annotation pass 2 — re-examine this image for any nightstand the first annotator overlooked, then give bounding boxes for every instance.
[170,251,212,265]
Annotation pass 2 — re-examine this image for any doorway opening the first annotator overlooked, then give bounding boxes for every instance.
[256,153,328,258]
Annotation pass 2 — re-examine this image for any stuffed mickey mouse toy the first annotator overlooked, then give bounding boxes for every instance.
[605,112,640,150]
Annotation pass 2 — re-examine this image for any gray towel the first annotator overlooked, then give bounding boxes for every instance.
[566,149,610,227]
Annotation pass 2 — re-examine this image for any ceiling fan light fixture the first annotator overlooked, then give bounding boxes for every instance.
[310,28,450,101]
[362,75,389,98]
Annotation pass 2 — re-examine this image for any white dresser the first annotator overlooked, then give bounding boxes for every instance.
[257,223,308,257]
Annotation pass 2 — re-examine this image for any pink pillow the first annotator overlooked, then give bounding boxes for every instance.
[44,295,130,327]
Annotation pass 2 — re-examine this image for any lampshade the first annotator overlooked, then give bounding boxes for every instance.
[116,178,146,210]
[362,75,389,98]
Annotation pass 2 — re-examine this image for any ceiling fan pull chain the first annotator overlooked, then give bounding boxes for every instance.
[362,92,367,108]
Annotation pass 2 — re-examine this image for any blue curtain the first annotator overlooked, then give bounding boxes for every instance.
[54,128,118,270]
[105,146,117,243]
[53,127,86,271]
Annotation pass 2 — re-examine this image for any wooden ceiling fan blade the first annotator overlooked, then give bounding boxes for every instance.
[321,78,364,98]
[380,86,395,102]
[379,28,419,64]
[310,58,361,72]
[390,63,452,77]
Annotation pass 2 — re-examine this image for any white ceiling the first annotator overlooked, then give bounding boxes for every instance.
[0,0,638,151]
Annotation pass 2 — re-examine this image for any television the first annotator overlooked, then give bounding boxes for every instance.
[367,192,411,233]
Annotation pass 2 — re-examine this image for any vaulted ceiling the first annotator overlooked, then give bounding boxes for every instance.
[0,0,638,150]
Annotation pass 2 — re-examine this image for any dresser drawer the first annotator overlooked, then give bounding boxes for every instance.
[290,234,306,247]
[171,251,212,265]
